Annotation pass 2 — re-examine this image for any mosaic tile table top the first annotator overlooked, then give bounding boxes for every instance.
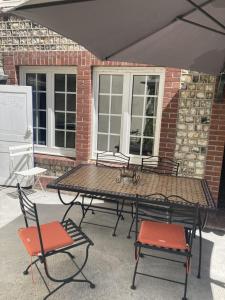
[48,164,215,208]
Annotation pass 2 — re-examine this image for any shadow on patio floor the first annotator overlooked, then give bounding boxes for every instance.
[0,202,224,300]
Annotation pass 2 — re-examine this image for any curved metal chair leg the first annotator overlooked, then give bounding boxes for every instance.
[62,250,75,260]
[23,258,39,275]
[44,244,92,283]
[131,247,141,290]
[182,257,190,300]
[40,243,95,299]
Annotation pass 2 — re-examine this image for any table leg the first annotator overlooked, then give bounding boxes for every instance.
[57,189,80,222]
[112,199,125,237]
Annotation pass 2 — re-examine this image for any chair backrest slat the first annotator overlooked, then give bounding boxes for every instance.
[96,151,130,168]
[17,184,45,257]
[141,156,179,176]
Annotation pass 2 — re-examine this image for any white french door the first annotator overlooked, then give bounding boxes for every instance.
[93,67,165,164]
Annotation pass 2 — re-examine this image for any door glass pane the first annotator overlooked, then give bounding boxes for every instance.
[26,74,36,90]
[55,131,64,147]
[67,74,76,92]
[143,118,154,137]
[66,113,76,130]
[142,138,153,156]
[111,96,122,114]
[37,74,46,91]
[130,137,141,155]
[39,111,46,128]
[99,95,110,114]
[133,76,145,95]
[146,75,159,96]
[67,94,76,112]
[54,73,76,149]
[112,75,123,94]
[38,129,46,145]
[37,93,46,110]
[98,115,109,133]
[97,134,108,151]
[110,116,121,134]
[55,74,65,91]
[131,97,144,116]
[26,73,46,146]
[130,117,142,136]
[145,97,157,116]
[99,74,110,93]
[66,132,75,148]
[55,112,65,129]
[55,93,65,110]
[109,135,120,152]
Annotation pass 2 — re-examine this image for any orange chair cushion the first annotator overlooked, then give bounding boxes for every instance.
[138,220,187,250]
[18,221,74,256]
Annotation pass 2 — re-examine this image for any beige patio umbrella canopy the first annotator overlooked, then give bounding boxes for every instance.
[10,0,225,75]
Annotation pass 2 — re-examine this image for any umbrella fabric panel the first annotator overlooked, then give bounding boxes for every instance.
[12,0,225,74]
[112,19,225,75]
[13,0,203,58]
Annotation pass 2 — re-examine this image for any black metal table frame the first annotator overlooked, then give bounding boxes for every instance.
[47,164,215,220]
[47,164,216,278]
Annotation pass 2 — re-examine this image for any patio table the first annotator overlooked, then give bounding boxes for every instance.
[47,163,215,279]
[47,164,215,220]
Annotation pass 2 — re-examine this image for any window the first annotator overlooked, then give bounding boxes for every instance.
[20,67,76,157]
[93,68,165,164]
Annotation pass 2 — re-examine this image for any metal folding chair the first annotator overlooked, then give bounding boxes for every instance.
[131,194,199,300]
[80,151,130,236]
[127,193,167,238]
[9,144,47,190]
[126,155,179,236]
[17,184,95,300]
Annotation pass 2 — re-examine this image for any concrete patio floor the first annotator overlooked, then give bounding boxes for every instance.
[0,187,225,300]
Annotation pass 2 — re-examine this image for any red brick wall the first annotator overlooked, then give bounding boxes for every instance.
[205,98,225,204]
[4,50,224,203]
[76,65,92,161]
[159,68,181,159]
[3,51,151,162]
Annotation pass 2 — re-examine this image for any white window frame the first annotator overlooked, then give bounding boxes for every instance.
[92,67,165,164]
[20,66,77,157]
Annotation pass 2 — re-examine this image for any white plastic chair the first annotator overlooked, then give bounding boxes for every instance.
[9,144,47,191]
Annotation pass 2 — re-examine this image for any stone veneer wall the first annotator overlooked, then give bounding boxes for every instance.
[175,71,216,178]
[0,15,83,52]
